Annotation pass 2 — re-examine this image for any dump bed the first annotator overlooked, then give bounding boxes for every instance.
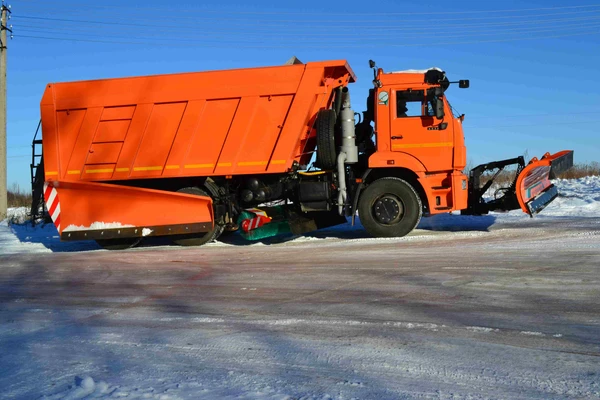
[41,60,356,182]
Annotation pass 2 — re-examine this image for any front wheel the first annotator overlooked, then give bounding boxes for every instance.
[358,177,422,238]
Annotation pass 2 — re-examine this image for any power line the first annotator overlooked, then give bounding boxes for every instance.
[13,29,600,48]
[13,7,600,24]
[12,13,600,30]
[15,23,600,44]
[14,1,600,16]
[15,16,600,38]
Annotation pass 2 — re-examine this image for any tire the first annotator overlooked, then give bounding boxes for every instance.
[358,177,422,238]
[96,237,142,250]
[315,109,338,170]
[171,184,224,246]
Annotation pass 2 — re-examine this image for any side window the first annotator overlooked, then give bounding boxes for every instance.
[396,90,425,118]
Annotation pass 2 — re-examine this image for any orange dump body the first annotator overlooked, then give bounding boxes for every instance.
[41,60,356,183]
[40,60,355,238]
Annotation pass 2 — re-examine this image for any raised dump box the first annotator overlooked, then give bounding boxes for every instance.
[40,60,355,182]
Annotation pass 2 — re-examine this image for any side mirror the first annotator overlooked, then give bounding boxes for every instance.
[369,59,376,68]
[435,98,445,119]
[459,80,470,88]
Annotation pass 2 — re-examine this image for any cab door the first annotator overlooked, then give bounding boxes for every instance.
[390,88,453,172]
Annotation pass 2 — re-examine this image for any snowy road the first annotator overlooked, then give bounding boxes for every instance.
[1,214,600,399]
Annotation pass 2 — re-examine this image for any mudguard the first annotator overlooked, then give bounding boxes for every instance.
[515,150,574,215]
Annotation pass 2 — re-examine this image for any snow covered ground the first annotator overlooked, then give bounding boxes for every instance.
[0,177,599,399]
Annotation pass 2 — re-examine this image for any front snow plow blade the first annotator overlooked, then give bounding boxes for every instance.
[464,150,573,216]
[516,150,573,215]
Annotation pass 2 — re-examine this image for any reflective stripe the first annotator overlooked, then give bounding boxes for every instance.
[133,166,162,171]
[85,168,114,174]
[184,164,214,169]
[238,161,268,166]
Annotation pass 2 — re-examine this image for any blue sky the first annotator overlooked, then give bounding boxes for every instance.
[6,0,600,189]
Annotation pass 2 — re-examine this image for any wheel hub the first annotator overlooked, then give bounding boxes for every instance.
[373,195,404,224]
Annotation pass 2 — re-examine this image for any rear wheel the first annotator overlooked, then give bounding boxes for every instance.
[358,177,422,238]
[96,237,142,250]
[171,184,224,246]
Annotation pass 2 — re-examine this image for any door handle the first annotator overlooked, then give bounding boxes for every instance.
[391,135,403,140]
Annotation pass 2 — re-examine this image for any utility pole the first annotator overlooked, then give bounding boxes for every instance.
[0,1,11,220]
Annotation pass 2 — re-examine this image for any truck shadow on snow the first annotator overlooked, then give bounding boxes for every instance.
[9,222,101,252]
[8,213,498,252]
[220,214,498,246]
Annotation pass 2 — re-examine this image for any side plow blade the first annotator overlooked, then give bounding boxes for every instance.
[43,180,214,241]
[464,150,573,216]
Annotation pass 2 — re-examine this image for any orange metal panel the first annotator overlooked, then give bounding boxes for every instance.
[267,66,330,171]
[130,102,187,178]
[94,120,131,142]
[86,143,123,164]
[387,90,453,172]
[180,99,239,175]
[41,101,60,180]
[56,110,86,179]
[236,95,292,171]
[101,105,136,121]
[368,151,427,172]
[452,172,469,210]
[214,96,260,175]
[65,107,103,181]
[162,99,206,176]
[113,103,153,179]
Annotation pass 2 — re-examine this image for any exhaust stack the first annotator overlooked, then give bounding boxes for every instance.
[337,87,358,215]
[339,87,358,164]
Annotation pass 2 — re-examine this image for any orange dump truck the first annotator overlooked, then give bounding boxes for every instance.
[30,59,573,249]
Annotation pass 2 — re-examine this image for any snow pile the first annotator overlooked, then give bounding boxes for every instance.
[6,207,29,224]
[541,176,600,217]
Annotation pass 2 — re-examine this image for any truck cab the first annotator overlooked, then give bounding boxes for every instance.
[365,67,469,216]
